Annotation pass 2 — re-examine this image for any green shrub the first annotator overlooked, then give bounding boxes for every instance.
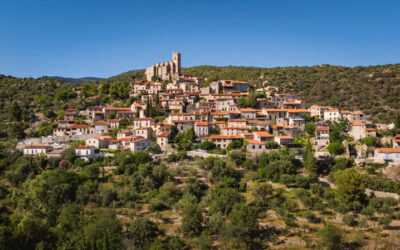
[342,214,356,226]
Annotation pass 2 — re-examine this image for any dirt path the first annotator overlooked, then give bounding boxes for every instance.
[318,177,399,199]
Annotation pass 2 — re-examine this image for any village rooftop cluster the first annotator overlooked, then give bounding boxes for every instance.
[20,53,400,165]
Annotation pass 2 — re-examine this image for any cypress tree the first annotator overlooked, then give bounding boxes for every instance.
[303,141,317,173]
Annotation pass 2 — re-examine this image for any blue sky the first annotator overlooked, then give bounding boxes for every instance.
[1,0,399,78]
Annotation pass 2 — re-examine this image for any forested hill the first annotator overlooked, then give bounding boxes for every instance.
[41,76,104,84]
[183,64,400,123]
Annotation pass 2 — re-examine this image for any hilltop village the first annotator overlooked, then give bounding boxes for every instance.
[5,52,400,249]
[20,53,400,166]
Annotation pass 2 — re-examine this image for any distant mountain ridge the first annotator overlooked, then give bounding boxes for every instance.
[41,76,104,84]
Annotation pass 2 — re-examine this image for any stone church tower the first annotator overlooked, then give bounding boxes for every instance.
[172,52,181,74]
[145,52,181,81]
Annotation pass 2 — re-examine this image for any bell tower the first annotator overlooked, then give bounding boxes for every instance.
[172,52,181,74]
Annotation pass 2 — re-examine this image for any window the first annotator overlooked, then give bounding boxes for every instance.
[252,145,255,149]
[259,145,262,149]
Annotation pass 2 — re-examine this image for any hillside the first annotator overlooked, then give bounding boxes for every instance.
[0,75,80,121]
[2,63,400,124]
[103,64,400,123]
[183,64,400,123]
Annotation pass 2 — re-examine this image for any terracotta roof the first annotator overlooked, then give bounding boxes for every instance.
[104,107,131,111]
[229,119,247,122]
[276,136,294,140]
[255,120,270,125]
[287,109,309,113]
[240,108,259,112]
[196,122,209,126]
[246,139,264,145]
[157,132,171,137]
[71,124,89,128]
[316,126,330,132]
[351,123,365,126]
[76,145,94,149]
[263,109,287,112]
[253,131,274,137]
[365,128,376,131]
[210,111,228,115]
[99,136,112,139]
[159,124,173,128]
[95,121,108,125]
[112,138,131,143]
[136,127,152,130]
[223,126,249,130]
[376,148,400,153]
[131,138,147,143]
[172,120,197,123]
[222,80,248,84]
[203,135,243,140]
[134,118,153,121]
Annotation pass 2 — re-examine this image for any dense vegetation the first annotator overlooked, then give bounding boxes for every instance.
[1,141,400,249]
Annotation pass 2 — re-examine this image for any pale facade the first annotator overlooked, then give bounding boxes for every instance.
[24,145,53,155]
[374,148,400,166]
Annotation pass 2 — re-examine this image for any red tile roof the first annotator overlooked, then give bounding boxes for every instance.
[196,122,209,126]
[76,145,94,149]
[351,123,365,126]
[276,136,294,140]
[316,126,330,132]
[157,132,171,137]
[71,124,89,128]
[376,148,400,153]
[253,131,274,137]
[95,121,108,125]
[203,135,243,140]
[246,139,264,145]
